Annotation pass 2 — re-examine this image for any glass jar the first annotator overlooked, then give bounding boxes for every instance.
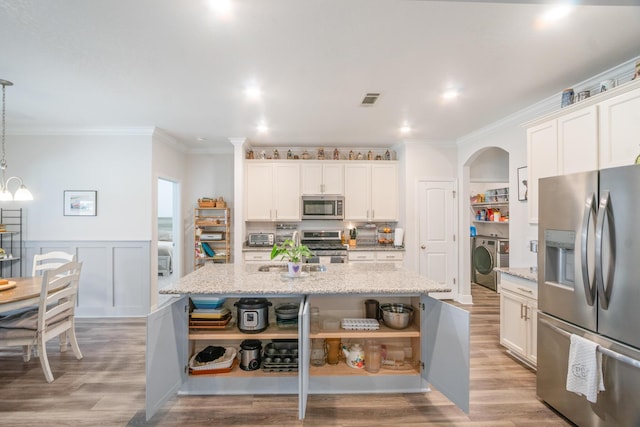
[365,340,382,373]
[310,339,326,367]
[310,306,320,333]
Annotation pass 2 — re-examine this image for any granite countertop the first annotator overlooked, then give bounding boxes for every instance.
[242,244,405,252]
[495,267,537,282]
[161,263,448,296]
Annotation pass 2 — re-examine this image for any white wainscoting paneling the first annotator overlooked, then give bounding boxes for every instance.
[26,241,151,317]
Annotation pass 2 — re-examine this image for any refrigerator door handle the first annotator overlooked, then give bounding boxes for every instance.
[580,192,597,306]
[595,191,615,310]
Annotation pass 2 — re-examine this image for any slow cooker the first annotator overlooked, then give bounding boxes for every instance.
[235,298,271,333]
[239,339,262,371]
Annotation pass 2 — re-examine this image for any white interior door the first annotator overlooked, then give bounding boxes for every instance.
[418,180,457,298]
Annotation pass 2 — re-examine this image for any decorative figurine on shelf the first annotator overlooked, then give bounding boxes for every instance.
[375,154,382,160]
[259,150,266,159]
[273,149,280,159]
[356,152,364,160]
[333,148,340,160]
[302,150,310,160]
[348,150,355,160]
[287,149,293,159]
[384,150,391,160]
[317,148,325,160]
[367,150,373,160]
[246,149,254,159]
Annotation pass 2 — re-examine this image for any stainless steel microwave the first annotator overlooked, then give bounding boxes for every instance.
[301,195,344,220]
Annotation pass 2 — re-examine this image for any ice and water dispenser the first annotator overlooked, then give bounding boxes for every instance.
[543,229,576,290]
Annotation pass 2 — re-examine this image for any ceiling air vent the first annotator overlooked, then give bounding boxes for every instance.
[361,92,380,106]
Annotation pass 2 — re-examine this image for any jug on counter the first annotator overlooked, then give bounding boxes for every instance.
[342,343,365,369]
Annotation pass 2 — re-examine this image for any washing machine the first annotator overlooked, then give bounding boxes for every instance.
[473,236,509,291]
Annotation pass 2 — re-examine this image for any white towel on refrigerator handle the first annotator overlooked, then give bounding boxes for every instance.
[566,334,605,403]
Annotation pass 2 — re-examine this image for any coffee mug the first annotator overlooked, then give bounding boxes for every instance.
[600,79,616,92]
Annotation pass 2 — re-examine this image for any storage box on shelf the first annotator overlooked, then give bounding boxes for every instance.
[194,207,231,268]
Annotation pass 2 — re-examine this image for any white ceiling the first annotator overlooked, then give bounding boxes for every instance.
[1,0,639,149]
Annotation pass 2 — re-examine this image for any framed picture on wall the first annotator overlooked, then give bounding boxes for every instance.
[517,167,528,201]
[64,190,97,216]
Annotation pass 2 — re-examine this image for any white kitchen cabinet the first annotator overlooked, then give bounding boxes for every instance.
[348,250,404,266]
[598,87,640,169]
[344,162,398,221]
[242,250,275,264]
[146,292,470,421]
[526,106,597,224]
[246,162,300,221]
[527,120,558,224]
[557,106,598,175]
[300,162,344,195]
[499,273,537,368]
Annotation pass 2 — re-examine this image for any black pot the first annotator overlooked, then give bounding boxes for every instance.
[235,298,271,333]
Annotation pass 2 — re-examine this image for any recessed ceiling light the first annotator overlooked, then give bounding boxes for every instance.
[196,137,207,142]
[244,84,262,100]
[256,122,268,133]
[399,123,411,134]
[541,4,572,23]
[208,0,232,18]
[441,88,459,101]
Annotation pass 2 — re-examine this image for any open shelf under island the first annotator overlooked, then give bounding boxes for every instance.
[146,262,470,421]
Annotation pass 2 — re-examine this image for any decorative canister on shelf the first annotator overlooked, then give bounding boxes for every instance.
[561,88,574,107]
[367,150,373,160]
[317,148,325,160]
[273,149,280,159]
[302,150,310,160]
[384,150,391,160]
[348,150,355,160]
[287,149,293,159]
[333,148,340,160]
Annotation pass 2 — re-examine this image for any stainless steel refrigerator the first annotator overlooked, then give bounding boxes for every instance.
[537,164,640,427]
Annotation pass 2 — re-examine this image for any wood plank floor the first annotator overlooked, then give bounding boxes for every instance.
[0,284,572,426]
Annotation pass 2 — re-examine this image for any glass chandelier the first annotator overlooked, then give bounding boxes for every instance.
[0,79,33,201]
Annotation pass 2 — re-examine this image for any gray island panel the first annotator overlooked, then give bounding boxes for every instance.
[161,263,449,296]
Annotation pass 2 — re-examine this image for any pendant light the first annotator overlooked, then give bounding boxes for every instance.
[0,79,33,201]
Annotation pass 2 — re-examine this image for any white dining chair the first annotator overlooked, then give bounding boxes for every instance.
[0,261,83,382]
[32,251,76,276]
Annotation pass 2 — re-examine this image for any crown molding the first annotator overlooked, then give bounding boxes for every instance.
[457,55,640,145]
[7,126,155,136]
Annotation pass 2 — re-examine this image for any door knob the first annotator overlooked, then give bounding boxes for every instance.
[421,245,426,249]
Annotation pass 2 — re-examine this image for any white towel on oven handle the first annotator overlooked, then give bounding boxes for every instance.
[566,334,605,403]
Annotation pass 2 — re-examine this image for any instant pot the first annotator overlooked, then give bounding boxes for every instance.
[239,339,262,371]
[235,298,271,333]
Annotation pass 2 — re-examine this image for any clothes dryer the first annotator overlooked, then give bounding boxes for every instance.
[473,236,509,291]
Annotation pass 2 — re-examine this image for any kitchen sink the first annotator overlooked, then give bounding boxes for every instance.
[257,264,327,273]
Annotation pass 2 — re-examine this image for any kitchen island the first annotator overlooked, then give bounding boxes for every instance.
[161,262,445,296]
[147,263,469,421]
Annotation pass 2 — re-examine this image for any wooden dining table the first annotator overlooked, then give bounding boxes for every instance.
[0,276,48,314]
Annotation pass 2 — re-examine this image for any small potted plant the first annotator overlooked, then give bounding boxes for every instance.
[270,239,314,276]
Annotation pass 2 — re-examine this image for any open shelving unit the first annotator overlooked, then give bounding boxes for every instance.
[194,207,231,269]
[0,208,23,277]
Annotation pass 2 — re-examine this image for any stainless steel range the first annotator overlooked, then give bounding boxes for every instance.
[301,230,347,264]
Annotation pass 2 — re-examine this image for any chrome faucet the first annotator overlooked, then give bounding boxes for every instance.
[292,230,300,246]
